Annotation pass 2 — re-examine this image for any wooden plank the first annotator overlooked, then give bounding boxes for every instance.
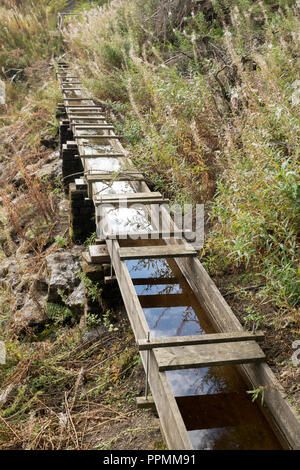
[88,245,110,263]
[118,245,197,260]
[73,125,115,129]
[138,331,265,351]
[155,340,265,371]
[132,277,178,286]
[96,197,168,207]
[102,229,189,240]
[77,153,124,158]
[69,113,106,119]
[66,106,103,109]
[95,191,161,201]
[75,134,123,139]
[86,172,144,182]
[136,396,156,409]
[104,276,117,285]
[64,97,93,101]
[105,237,193,450]
[94,192,167,207]
[69,116,105,119]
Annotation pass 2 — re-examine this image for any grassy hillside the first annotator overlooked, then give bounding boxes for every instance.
[64,0,300,320]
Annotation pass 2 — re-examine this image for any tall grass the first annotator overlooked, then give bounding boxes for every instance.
[64,0,300,315]
[0,0,66,71]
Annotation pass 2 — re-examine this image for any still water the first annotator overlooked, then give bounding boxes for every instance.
[120,239,282,450]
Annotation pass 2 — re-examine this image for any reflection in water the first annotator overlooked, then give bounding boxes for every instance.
[134,283,182,296]
[86,157,121,172]
[83,120,282,449]
[103,207,153,234]
[94,181,135,196]
[82,142,114,152]
[143,306,204,338]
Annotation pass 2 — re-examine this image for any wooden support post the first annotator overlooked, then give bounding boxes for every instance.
[136,396,156,410]
[155,341,265,371]
[138,331,265,350]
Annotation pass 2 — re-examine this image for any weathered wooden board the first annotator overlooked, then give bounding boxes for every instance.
[95,191,162,201]
[118,245,197,260]
[86,172,144,182]
[69,116,105,120]
[75,134,122,139]
[138,331,265,350]
[64,98,93,101]
[94,192,167,207]
[97,198,168,207]
[105,237,193,450]
[102,229,189,240]
[89,244,110,263]
[136,396,156,409]
[78,153,124,158]
[73,125,115,129]
[66,106,103,109]
[155,341,265,371]
[132,277,178,286]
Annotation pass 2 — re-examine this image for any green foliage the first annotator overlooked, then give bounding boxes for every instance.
[0,0,65,72]
[45,302,74,325]
[55,236,68,248]
[63,1,300,316]
[84,232,96,249]
[77,271,103,303]
[86,312,102,331]
[247,386,265,405]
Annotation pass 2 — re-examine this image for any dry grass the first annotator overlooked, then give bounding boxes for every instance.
[0,322,160,450]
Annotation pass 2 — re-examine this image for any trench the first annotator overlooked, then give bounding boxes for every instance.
[55,63,300,450]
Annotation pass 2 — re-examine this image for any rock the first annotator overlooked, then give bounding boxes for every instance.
[46,150,60,162]
[0,384,15,405]
[65,281,85,316]
[25,152,61,181]
[14,296,47,326]
[0,258,12,278]
[32,275,48,296]
[35,159,61,180]
[58,199,69,215]
[46,247,83,302]
[0,257,20,286]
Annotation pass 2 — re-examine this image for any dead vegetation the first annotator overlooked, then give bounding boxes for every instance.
[0,319,161,450]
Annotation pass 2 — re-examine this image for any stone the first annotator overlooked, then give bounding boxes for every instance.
[58,199,69,215]
[46,247,83,302]
[65,281,85,316]
[0,257,20,286]
[14,296,47,326]
[81,325,106,343]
